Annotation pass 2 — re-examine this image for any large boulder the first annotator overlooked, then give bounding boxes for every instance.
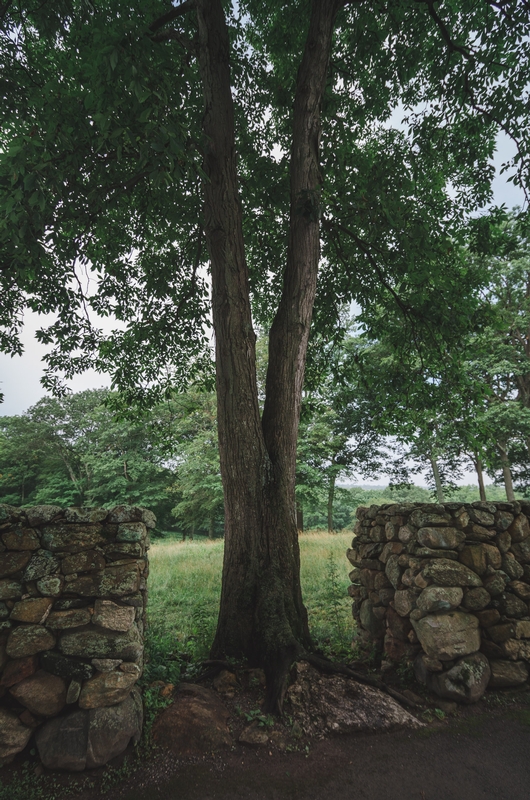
[416,586,463,615]
[152,683,232,756]
[285,662,422,735]
[35,688,143,771]
[430,653,491,704]
[0,708,32,765]
[10,669,67,716]
[488,660,529,687]
[421,559,483,587]
[412,611,480,661]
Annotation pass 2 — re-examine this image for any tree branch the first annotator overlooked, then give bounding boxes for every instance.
[149,0,195,33]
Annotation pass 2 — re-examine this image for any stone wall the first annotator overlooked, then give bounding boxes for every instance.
[0,503,152,770]
[348,501,530,704]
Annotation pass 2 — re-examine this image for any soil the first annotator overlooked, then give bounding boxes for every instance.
[3,668,530,800]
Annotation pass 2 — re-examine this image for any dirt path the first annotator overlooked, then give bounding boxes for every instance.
[108,710,530,800]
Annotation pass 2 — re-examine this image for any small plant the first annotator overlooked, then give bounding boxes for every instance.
[433,708,446,721]
[243,709,275,727]
[396,658,415,684]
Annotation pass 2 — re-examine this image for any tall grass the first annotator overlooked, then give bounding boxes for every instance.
[145,530,354,681]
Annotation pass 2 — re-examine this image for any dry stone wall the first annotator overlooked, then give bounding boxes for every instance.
[348,501,530,704]
[0,503,152,770]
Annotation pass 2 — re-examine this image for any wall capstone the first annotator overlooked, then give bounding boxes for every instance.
[0,503,151,770]
[348,501,530,704]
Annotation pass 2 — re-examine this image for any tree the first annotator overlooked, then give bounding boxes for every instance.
[0,390,177,524]
[1,0,529,711]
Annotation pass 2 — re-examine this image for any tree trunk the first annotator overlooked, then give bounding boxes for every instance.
[473,453,487,501]
[429,456,445,504]
[497,441,516,501]
[196,0,340,712]
[327,472,336,533]
[296,501,304,533]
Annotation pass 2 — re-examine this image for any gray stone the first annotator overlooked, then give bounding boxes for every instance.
[468,508,495,527]
[498,592,528,618]
[1,528,40,550]
[417,586,463,614]
[515,620,530,639]
[25,506,63,526]
[59,624,142,661]
[107,505,145,524]
[393,589,417,616]
[116,522,147,542]
[510,580,530,601]
[385,554,402,589]
[483,570,509,596]
[462,587,491,611]
[66,679,82,703]
[35,689,143,771]
[239,722,269,745]
[410,510,450,528]
[285,661,422,735]
[431,653,491,704]
[41,523,105,553]
[66,563,140,597]
[508,513,530,543]
[489,659,529,687]
[92,599,135,632]
[398,525,416,544]
[412,611,480,660]
[0,708,32,765]
[0,550,32,578]
[414,547,458,560]
[0,579,23,600]
[501,553,524,580]
[78,669,138,708]
[65,507,108,524]
[510,538,530,564]
[6,624,56,657]
[10,669,67,716]
[359,600,385,638]
[494,510,514,532]
[417,527,465,550]
[10,596,53,623]
[0,601,8,620]
[92,658,122,672]
[86,688,143,767]
[152,683,232,756]
[40,650,94,681]
[24,550,60,582]
[61,550,106,575]
[46,608,92,629]
[35,709,90,771]
[36,575,64,596]
[421,559,483,587]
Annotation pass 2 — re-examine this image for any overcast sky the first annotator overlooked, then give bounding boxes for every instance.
[0,131,525,476]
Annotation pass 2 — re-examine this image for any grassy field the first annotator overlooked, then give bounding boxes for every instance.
[144,530,354,683]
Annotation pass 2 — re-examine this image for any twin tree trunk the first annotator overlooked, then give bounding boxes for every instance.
[195,0,340,711]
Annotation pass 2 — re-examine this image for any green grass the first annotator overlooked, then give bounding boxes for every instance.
[144,530,354,681]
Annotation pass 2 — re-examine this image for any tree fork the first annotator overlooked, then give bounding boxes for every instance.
[196,0,341,713]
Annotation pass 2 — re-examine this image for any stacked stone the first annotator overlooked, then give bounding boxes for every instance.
[0,503,152,770]
[348,501,530,704]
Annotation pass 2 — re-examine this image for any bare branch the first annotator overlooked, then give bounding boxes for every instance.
[149,0,195,33]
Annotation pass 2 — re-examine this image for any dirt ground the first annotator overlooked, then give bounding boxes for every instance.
[3,675,530,800]
[115,710,530,800]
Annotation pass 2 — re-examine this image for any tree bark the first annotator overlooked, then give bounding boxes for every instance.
[473,453,487,501]
[196,0,340,712]
[429,456,445,503]
[296,501,304,533]
[497,441,516,501]
[327,472,336,533]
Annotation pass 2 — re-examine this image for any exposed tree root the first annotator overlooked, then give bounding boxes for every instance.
[189,652,419,714]
[300,652,420,709]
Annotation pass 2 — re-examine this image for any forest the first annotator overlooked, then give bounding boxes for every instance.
[2,209,529,538]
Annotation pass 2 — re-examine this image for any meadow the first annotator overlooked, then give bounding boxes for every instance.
[144,530,354,683]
